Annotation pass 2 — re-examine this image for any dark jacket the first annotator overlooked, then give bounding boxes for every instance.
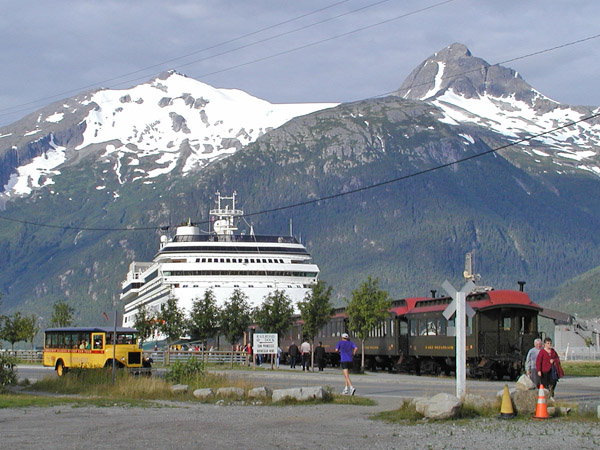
[314,345,326,360]
[288,344,299,357]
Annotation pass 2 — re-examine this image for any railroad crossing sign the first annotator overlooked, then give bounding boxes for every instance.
[442,279,476,399]
[442,280,476,320]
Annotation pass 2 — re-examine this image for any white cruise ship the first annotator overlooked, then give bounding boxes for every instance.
[120,192,320,327]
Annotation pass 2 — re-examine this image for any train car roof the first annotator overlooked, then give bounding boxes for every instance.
[390,290,541,316]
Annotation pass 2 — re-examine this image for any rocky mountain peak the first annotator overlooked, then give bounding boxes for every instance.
[395,43,537,104]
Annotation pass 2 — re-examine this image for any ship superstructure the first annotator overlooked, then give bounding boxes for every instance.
[121,192,320,327]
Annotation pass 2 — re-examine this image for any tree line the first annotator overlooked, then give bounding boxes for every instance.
[0,276,392,371]
[134,276,391,370]
[0,298,75,350]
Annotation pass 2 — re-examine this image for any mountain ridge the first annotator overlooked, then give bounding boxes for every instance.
[2,43,600,328]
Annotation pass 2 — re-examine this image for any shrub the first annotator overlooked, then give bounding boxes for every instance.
[165,358,206,384]
[0,353,17,392]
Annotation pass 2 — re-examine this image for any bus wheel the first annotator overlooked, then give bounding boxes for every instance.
[56,361,66,377]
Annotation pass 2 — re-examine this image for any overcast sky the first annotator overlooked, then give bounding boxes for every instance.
[1,0,599,127]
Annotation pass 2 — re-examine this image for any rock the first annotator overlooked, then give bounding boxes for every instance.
[248,386,273,400]
[515,374,536,391]
[216,387,244,399]
[193,388,214,400]
[171,384,189,394]
[463,393,492,410]
[511,388,552,414]
[272,388,302,403]
[417,393,462,420]
[272,386,327,403]
[299,386,326,401]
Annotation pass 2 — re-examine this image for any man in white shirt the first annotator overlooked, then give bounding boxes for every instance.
[300,339,311,371]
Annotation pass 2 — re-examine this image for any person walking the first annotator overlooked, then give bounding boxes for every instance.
[288,342,299,369]
[536,337,564,397]
[301,339,311,371]
[335,333,358,395]
[526,338,543,388]
[315,341,326,371]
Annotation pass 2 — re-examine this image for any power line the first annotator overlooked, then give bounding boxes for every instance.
[2,110,598,232]
[383,33,600,99]
[0,0,390,120]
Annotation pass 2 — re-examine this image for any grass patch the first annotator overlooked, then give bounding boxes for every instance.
[331,394,377,406]
[561,361,600,377]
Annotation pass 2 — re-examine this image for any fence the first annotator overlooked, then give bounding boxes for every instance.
[1,349,254,366]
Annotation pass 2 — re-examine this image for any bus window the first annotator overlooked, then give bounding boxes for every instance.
[93,335,103,350]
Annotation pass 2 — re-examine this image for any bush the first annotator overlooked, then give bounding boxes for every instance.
[165,358,206,384]
[0,353,17,392]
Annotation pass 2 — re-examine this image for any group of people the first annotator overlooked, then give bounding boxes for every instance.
[287,333,358,395]
[525,337,564,396]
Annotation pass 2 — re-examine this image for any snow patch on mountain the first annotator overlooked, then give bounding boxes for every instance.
[3,136,66,195]
[2,71,337,199]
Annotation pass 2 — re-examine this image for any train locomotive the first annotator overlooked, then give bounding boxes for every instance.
[280,285,542,380]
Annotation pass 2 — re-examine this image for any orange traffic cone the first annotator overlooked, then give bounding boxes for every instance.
[532,384,550,419]
[499,384,516,419]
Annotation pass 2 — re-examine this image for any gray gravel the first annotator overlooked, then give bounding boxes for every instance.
[1,397,599,449]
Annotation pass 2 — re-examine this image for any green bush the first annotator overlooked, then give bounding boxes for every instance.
[165,358,206,384]
[0,353,17,392]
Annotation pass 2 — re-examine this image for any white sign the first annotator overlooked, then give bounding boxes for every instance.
[253,333,278,355]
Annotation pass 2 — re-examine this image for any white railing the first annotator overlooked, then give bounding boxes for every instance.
[0,349,254,366]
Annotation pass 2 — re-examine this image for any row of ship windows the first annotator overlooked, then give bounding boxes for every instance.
[162,270,318,277]
[174,284,304,289]
[190,257,286,264]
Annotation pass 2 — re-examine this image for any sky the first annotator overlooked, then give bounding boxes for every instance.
[1,0,599,127]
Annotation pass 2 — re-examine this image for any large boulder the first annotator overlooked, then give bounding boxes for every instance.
[416,393,462,420]
[511,388,553,414]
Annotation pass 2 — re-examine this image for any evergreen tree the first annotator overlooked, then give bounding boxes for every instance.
[50,300,75,328]
[298,281,333,371]
[346,276,392,370]
[188,289,220,350]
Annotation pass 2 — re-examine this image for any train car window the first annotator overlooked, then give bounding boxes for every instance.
[503,317,511,331]
[437,318,446,336]
[389,319,394,337]
[399,320,408,336]
[410,320,417,337]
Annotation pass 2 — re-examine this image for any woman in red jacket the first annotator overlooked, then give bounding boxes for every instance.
[536,337,564,396]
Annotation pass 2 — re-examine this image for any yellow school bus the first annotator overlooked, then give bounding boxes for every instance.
[43,327,147,376]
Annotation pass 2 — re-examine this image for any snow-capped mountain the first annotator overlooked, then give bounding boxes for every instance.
[0,70,336,204]
[396,43,600,176]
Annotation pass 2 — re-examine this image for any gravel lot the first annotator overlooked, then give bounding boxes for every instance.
[1,396,599,449]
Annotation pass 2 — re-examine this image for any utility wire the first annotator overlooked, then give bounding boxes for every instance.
[0,0,389,120]
[0,0,455,123]
[2,110,598,231]
[383,33,600,99]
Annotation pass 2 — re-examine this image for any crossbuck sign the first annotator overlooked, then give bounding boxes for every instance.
[253,333,278,355]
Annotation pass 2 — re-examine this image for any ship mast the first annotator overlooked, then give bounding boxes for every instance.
[210,191,244,238]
